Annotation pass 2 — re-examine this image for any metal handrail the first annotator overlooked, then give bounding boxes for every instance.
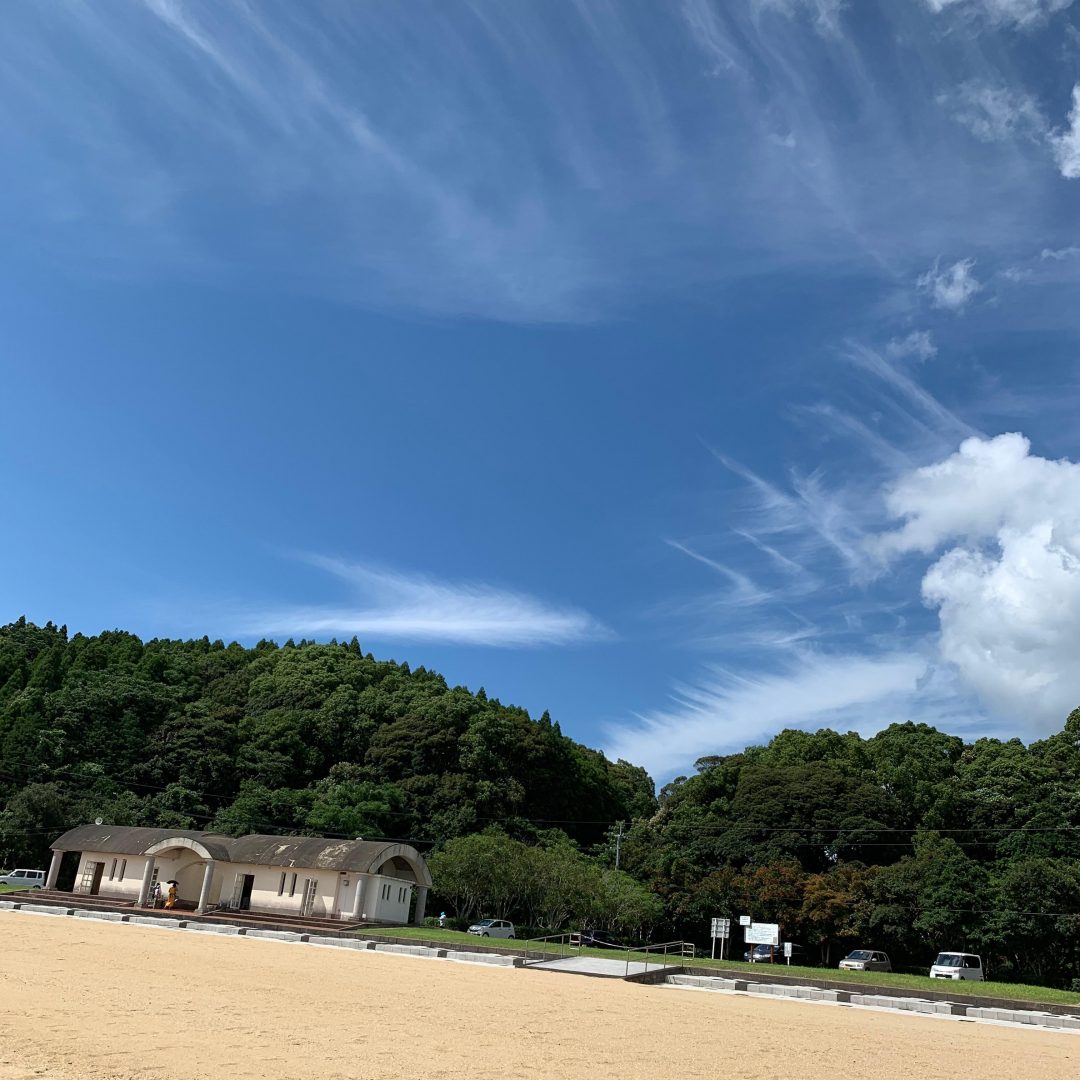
[522,932,582,966]
[522,932,697,976]
[626,939,696,977]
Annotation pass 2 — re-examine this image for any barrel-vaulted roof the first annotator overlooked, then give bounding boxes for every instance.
[222,835,432,884]
[50,826,234,862]
[50,826,431,886]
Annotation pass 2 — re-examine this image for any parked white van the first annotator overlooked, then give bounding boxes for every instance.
[0,868,46,889]
[929,952,984,980]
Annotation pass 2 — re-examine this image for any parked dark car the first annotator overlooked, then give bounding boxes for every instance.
[577,929,619,947]
[743,943,808,964]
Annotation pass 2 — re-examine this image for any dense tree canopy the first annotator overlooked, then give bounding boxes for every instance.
[3,618,1080,988]
[0,618,653,866]
[618,715,1080,986]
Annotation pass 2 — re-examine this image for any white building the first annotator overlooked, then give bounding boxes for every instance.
[45,825,432,924]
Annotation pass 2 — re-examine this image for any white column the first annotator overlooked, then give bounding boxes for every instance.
[351,876,367,921]
[138,857,156,907]
[45,849,62,890]
[195,861,215,914]
[413,885,429,926]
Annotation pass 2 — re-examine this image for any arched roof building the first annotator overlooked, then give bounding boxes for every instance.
[46,825,431,925]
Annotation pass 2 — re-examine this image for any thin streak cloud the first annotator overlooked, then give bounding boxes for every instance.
[605,651,934,780]
[236,556,610,648]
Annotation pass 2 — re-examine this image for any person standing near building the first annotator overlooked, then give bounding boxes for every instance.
[164,881,178,909]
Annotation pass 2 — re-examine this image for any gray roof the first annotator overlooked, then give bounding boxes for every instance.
[51,825,431,885]
[51,826,234,862]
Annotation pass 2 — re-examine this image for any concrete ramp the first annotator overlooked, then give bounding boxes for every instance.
[527,955,652,978]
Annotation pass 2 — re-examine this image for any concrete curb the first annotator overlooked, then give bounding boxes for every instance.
[685,962,1080,1019]
[74,909,126,922]
[3,903,526,973]
[666,973,1079,1032]
[2,903,72,917]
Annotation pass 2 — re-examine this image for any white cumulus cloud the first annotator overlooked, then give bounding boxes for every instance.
[1052,85,1080,179]
[886,330,938,362]
[918,258,982,312]
[876,433,1080,729]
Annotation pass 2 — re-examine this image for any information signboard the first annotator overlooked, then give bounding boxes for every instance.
[739,915,752,927]
[710,916,731,960]
[743,922,780,946]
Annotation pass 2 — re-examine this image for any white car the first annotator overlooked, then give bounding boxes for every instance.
[930,952,984,981]
[0,868,46,889]
[467,919,516,939]
[839,949,892,972]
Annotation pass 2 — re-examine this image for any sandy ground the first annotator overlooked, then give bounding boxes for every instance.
[0,913,1077,1080]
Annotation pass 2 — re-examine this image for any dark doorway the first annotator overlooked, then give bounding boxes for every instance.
[57,851,81,892]
[238,874,255,910]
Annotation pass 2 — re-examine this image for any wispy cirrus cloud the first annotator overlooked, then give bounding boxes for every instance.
[606,650,984,779]
[609,337,1009,779]
[939,82,1046,143]
[936,78,1080,187]
[235,555,609,647]
[753,0,848,36]
[1041,245,1080,260]
[613,323,1080,779]
[924,0,1074,26]
[1,1,1075,323]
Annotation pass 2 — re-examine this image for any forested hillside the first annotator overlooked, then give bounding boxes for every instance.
[3,618,1080,988]
[0,618,654,867]
[627,721,1080,987]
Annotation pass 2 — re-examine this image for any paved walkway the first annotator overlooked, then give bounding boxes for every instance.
[526,954,655,978]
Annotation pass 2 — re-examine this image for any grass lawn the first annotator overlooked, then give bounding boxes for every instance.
[359,926,1080,1008]
[0,884,32,894]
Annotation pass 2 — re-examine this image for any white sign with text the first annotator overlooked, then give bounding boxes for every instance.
[743,922,780,946]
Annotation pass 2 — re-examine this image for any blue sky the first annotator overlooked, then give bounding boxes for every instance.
[4,0,1080,782]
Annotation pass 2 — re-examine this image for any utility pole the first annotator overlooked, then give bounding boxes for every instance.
[615,821,624,870]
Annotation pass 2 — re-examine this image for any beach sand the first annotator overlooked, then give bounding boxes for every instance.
[0,912,1076,1079]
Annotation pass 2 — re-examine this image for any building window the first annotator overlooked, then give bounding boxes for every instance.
[119,859,127,880]
[381,883,391,901]
[109,859,117,880]
[398,887,406,903]
[289,872,297,897]
[278,872,286,896]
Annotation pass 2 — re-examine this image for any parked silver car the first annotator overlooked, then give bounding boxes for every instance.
[467,919,516,939]
[0,868,46,889]
[839,949,892,972]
